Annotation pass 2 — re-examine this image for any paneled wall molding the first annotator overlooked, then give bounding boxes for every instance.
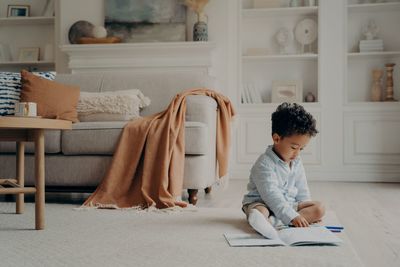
[344,112,400,165]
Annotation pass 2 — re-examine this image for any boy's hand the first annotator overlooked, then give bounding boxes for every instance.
[291,215,309,227]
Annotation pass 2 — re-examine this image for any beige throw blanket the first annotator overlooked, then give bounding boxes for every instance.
[83,89,235,209]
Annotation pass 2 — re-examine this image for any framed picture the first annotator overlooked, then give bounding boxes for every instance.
[271,80,303,103]
[104,0,186,42]
[7,5,30,17]
[18,47,40,62]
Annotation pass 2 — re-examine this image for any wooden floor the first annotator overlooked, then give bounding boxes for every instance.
[2,180,399,267]
[197,180,400,267]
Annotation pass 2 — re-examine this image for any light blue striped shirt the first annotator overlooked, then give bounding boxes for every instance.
[242,145,311,225]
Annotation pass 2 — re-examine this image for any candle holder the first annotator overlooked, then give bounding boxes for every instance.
[384,63,397,101]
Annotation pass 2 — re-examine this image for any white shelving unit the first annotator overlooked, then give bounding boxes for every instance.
[347,1,400,12]
[0,60,54,67]
[240,1,320,105]
[243,53,318,61]
[341,0,400,178]
[346,0,400,103]
[0,1,55,72]
[0,16,54,25]
[235,0,322,171]
[242,6,318,17]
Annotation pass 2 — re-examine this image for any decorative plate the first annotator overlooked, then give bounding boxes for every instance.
[294,18,317,45]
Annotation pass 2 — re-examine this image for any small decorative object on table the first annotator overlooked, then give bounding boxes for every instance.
[184,0,210,41]
[14,102,37,117]
[384,63,397,101]
[370,69,383,102]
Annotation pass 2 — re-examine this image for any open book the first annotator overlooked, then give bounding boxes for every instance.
[224,226,343,247]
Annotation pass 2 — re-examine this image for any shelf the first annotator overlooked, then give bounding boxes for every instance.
[242,6,318,18]
[0,61,55,67]
[0,16,54,26]
[348,2,400,13]
[243,53,318,61]
[344,101,400,112]
[348,51,400,58]
[239,102,321,112]
[61,42,216,72]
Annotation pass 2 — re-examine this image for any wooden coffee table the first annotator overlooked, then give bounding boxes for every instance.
[0,117,71,230]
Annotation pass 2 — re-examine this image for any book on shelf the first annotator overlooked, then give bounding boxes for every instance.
[242,83,263,104]
[359,39,384,52]
[224,226,343,247]
[241,84,251,104]
[359,39,383,45]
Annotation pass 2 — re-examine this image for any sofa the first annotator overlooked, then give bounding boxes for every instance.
[0,71,219,204]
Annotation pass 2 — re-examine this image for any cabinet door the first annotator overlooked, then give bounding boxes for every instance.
[344,111,400,165]
[237,112,321,165]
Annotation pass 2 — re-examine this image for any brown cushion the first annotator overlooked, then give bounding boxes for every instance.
[20,70,80,122]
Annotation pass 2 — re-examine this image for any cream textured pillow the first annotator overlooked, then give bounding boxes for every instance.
[77,89,150,122]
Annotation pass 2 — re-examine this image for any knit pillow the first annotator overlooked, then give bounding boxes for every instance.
[0,71,55,116]
[77,90,151,122]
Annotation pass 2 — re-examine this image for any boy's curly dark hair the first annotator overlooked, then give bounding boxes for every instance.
[271,102,318,137]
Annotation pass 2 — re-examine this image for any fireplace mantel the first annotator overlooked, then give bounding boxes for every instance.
[60,42,216,74]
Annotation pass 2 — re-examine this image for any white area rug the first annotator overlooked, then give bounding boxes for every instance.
[0,203,363,267]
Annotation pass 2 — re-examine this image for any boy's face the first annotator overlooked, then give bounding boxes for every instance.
[272,133,311,163]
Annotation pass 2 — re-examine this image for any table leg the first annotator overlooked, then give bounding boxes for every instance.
[16,141,25,214]
[34,129,45,230]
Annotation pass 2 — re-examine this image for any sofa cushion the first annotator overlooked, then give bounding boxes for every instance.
[20,70,80,122]
[0,71,55,116]
[61,121,209,156]
[77,89,150,122]
[0,130,61,154]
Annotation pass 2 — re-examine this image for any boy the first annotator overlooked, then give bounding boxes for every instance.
[242,102,324,239]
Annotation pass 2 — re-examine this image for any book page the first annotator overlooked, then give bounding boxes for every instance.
[278,226,343,246]
[224,233,286,247]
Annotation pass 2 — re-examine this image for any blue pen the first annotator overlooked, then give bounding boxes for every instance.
[325,226,344,230]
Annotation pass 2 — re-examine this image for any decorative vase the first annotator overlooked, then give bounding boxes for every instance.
[371,69,383,101]
[193,13,208,41]
[384,63,396,101]
[305,92,316,102]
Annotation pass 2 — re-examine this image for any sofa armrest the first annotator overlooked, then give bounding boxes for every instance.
[185,95,217,125]
[183,95,217,190]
